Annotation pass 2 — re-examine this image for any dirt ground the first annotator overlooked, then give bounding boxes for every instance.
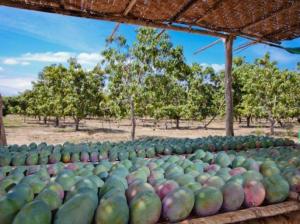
[3,115,300,145]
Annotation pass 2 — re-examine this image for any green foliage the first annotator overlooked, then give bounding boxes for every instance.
[17,59,105,130]
[4,27,299,136]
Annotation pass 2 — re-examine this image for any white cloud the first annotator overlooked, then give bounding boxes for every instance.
[201,63,225,73]
[77,53,102,65]
[1,52,102,67]
[3,58,19,65]
[0,76,36,96]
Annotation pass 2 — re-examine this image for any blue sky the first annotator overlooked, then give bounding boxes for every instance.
[0,6,299,96]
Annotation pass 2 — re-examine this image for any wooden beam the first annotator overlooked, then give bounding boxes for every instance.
[241,1,295,31]
[155,29,166,40]
[194,0,224,23]
[124,0,138,16]
[108,23,121,41]
[169,0,199,22]
[224,36,234,136]
[159,201,300,224]
[234,21,300,53]
[109,0,138,41]
[0,94,7,146]
[193,38,223,55]
[263,23,300,40]
[234,40,257,52]
[0,0,228,38]
[156,0,199,40]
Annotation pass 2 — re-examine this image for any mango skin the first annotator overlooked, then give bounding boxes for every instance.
[162,187,195,222]
[130,191,161,224]
[222,182,244,212]
[12,200,51,224]
[95,193,129,224]
[243,180,266,207]
[194,187,223,216]
[54,189,98,224]
[263,174,289,204]
[155,180,179,200]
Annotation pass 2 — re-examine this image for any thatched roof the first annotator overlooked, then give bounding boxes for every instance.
[1,0,299,43]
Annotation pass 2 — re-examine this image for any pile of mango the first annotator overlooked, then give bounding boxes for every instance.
[0,136,294,167]
[0,143,299,224]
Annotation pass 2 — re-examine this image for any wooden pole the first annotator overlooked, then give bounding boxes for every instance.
[0,94,7,146]
[193,38,223,55]
[224,36,234,136]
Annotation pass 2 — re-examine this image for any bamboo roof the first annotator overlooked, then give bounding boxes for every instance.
[0,0,299,43]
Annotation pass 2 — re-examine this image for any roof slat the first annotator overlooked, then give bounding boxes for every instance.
[241,0,295,31]
[195,0,224,23]
[124,0,138,16]
[0,0,299,42]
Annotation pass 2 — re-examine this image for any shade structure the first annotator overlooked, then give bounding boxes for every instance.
[1,0,299,137]
[0,0,299,43]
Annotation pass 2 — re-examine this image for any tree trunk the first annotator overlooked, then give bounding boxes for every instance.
[0,94,7,146]
[75,118,80,131]
[269,118,275,135]
[224,36,234,136]
[130,96,136,141]
[55,117,59,127]
[239,117,242,124]
[246,116,251,127]
[277,120,284,128]
[43,116,47,124]
[176,117,180,129]
[38,116,41,121]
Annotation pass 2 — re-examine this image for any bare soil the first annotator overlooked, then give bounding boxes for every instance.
[3,115,300,145]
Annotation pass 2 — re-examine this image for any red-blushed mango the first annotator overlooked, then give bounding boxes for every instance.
[263,174,289,203]
[243,180,265,207]
[126,181,154,202]
[155,180,179,200]
[194,187,223,216]
[61,152,71,163]
[65,163,80,171]
[222,182,244,211]
[90,151,99,163]
[229,167,247,176]
[46,182,64,200]
[130,191,161,224]
[204,164,220,174]
[162,187,194,222]
[80,151,89,162]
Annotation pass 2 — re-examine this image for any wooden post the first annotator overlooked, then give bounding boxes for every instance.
[225,36,234,136]
[0,94,7,146]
